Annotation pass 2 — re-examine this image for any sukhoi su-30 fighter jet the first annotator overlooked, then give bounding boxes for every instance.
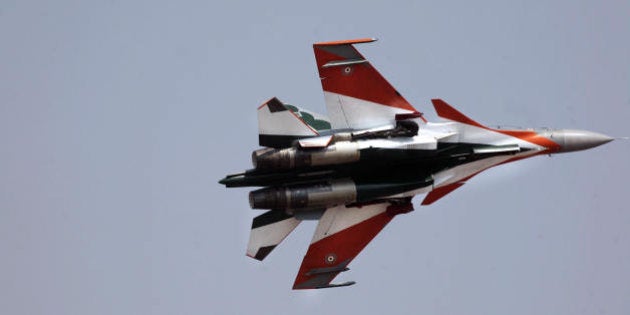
[219,38,614,290]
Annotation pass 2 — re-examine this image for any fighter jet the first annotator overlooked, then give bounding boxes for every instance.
[219,38,613,290]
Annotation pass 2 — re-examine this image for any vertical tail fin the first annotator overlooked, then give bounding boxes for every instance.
[247,210,302,261]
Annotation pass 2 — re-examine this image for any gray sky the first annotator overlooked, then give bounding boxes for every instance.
[1,0,629,314]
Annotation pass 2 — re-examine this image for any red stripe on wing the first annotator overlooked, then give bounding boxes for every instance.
[314,46,417,112]
[293,204,412,289]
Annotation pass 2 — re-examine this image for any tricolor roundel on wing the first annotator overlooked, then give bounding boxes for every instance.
[293,201,413,289]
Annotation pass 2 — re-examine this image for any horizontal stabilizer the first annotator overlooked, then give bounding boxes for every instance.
[247,210,301,261]
[258,97,331,148]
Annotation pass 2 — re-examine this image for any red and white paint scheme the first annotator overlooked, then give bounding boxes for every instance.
[220,38,614,290]
[314,38,424,130]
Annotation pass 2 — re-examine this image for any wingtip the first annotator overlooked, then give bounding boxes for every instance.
[313,37,377,46]
[315,281,356,289]
[246,245,276,261]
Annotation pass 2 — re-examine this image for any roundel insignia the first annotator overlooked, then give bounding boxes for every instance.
[325,253,337,265]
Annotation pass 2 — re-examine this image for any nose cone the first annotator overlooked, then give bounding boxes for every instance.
[551,129,614,153]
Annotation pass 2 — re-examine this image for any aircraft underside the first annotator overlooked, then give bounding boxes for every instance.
[219,38,613,289]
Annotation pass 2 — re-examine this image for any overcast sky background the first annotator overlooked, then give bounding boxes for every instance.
[1,0,629,314]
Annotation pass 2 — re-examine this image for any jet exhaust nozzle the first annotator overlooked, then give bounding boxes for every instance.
[252,142,360,170]
[248,176,434,210]
[249,179,357,210]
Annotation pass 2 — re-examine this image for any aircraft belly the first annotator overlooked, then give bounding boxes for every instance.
[219,39,614,290]
[432,149,539,188]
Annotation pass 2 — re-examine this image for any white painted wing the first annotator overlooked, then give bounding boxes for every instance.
[313,38,423,130]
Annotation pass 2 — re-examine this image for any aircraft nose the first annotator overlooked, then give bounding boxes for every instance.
[551,129,614,153]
